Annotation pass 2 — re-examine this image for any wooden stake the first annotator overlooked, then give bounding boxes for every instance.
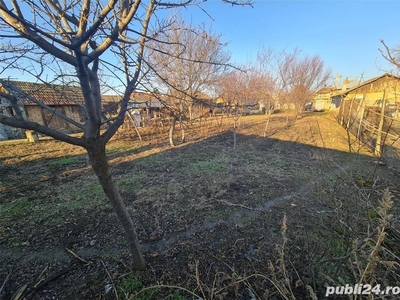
[375,89,387,157]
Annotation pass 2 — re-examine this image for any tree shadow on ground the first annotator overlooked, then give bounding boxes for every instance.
[1,126,400,300]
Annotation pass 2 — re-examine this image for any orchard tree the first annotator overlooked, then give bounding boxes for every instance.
[276,48,331,116]
[218,70,244,113]
[0,0,250,270]
[256,46,279,109]
[146,16,231,145]
[218,66,274,114]
[380,39,400,70]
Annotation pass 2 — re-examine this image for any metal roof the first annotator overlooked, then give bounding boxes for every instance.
[0,79,85,106]
[338,73,400,96]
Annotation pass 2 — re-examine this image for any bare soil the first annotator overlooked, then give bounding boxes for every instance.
[1,113,399,299]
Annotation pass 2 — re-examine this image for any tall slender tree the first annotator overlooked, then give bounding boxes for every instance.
[146,16,231,145]
[276,48,331,115]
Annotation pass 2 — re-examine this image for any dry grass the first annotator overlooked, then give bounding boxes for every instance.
[1,112,399,299]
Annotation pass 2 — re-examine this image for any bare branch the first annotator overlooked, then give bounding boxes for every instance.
[379,39,400,69]
[0,0,77,65]
[222,0,253,7]
[101,0,156,143]
[84,0,142,64]
[0,80,85,130]
[0,0,253,271]
[0,113,86,146]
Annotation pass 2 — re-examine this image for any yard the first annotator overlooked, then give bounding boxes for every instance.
[1,113,399,299]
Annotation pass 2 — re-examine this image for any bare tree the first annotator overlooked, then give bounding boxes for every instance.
[218,70,244,113]
[215,66,271,149]
[276,49,331,117]
[146,16,231,145]
[0,0,250,270]
[218,65,274,115]
[252,49,278,135]
[380,39,400,70]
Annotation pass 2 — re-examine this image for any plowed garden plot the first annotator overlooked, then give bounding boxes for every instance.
[1,113,400,299]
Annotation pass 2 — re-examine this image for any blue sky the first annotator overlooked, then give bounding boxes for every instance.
[1,0,398,87]
[178,0,400,84]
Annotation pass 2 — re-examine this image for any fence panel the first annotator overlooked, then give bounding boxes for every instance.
[338,98,400,160]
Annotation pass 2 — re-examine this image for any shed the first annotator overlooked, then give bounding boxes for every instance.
[338,73,400,107]
[0,79,85,139]
[128,92,163,118]
[313,87,338,110]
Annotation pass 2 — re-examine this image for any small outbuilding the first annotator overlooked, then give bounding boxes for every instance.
[342,73,400,106]
[0,79,85,139]
[337,73,400,120]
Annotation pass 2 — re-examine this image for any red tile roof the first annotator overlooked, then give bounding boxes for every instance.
[0,79,85,106]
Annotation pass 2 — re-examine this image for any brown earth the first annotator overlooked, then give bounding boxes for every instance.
[1,112,399,300]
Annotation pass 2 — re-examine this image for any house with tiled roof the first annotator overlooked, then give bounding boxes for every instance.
[0,79,85,139]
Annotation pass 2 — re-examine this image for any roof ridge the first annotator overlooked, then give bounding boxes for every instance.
[0,79,85,106]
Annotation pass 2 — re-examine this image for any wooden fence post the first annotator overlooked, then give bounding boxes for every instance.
[375,90,387,157]
[346,97,356,130]
[357,93,366,141]
[338,98,346,126]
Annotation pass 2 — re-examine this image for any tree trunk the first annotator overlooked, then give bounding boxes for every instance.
[87,143,146,270]
[169,115,176,147]
[233,117,238,151]
[127,113,143,141]
[179,116,185,143]
[375,90,387,157]
[263,108,272,137]
[188,104,193,121]
[286,110,290,127]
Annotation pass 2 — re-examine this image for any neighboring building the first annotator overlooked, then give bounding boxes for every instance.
[102,94,122,116]
[313,87,335,111]
[125,92,164,126]
[127,91,214,120]
[128,92,163,115]
[215,94,265,115]
[189,91,214,119]
[341,73,400,106]
[102,95,122,104]
[129,92,162,108]
[330,74,400,112]
[336,73,400,116]
[311,86,345,111]
[102,91,168,127]
[0,79,85,139]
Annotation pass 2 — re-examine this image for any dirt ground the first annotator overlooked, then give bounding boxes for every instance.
[1,112,399,299]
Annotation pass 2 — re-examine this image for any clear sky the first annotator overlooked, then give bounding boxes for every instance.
[177,0,400,84]
[1,0,398,87]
